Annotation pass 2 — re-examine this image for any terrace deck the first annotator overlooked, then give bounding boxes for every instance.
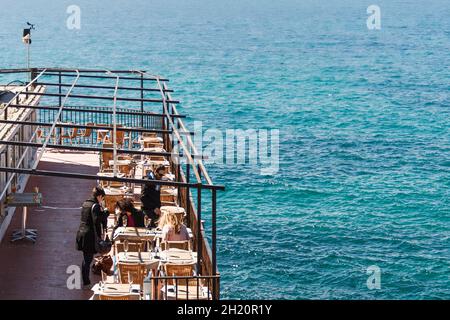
[0,150,98,299]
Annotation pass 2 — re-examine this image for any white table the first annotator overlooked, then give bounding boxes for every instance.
[160,285,212,300]
[89,283,141,300]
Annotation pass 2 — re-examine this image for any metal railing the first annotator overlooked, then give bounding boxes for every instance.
[150,274,220,300]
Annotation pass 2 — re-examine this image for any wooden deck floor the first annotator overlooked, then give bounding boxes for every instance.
[0,150,100,299]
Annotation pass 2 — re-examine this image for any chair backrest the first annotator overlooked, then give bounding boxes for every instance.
[101,143,114,169]
[98,293,133,300]
[115,241,144,253]
[160,240,191,251]
[84,123,94,137]
[164,262,196,286]
[160,194,176,203]
[104,193,123,212]
[117,164,132,177]
[70,127,78,139]
[118,262,146,287]
[145,142,164,149]
[117,155,132,161]
[143,132,157,138]
[149,155,166,161]
[115,130,125,145]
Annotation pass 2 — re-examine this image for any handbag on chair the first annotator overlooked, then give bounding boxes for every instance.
[92,254,113,275]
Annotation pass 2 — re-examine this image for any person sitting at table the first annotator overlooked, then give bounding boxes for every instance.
[140,165,165,228]
[158,211,190,242]
[115,198,145,228]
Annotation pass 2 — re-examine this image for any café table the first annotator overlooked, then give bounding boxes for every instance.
[141,137,164,148]
[96,172,125,179]
[113,227,194,242]
[160,205,185,215]
[108,159,132,166]
[89,283,141,300]
[141,159,171,168]
[141,147,166,153]
[160,284,212,300]
[162,173,175,181]
[108,160,134,177]
[113,227,159,242]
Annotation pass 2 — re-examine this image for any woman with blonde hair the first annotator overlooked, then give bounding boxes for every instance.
[159,211,190,242]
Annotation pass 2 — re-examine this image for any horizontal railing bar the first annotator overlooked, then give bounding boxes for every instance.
[0,69,30,74]
[0,68,169,80]
[20,91,180,104]
[37,68,160,75]
[35,82,174,93]
[0,140,207,159]
[8,104,186,118]
[40,72,169,82]
[41,68,151,74]
[0,119,189,135]
[152,275,221,280]
[0,167,225,190]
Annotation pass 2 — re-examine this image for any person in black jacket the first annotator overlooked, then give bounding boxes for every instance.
[140,165,165,228]
[115,198,145,228]
[76,186,108,287]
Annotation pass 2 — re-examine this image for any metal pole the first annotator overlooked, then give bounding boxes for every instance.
[110,74,119,177]
[212,189,217,299]
[141,74,144,127]
[186,164,191,227]
[27,45,30,80]
[58,71,62,145]
[196,184,202,275]
[22,206,27,236]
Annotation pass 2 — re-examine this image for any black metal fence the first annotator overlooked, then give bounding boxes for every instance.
[150,274,220,300]
[36,105,163,146]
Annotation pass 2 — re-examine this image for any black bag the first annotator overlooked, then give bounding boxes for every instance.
[90,203,112,255]
[75,231,83,251]
[92,254,113,275]
[96,236,112,255]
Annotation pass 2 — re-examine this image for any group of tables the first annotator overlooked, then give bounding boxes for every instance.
[89,135,211,300]
[89,227,211,300]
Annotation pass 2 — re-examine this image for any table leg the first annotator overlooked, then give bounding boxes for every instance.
[11,207,38,243]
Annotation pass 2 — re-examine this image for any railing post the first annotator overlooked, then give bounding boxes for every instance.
[196,184,202,275]
[212,188,218,299]
[58,71,62,145]
[186,163,191,227]
[140,74,144,127]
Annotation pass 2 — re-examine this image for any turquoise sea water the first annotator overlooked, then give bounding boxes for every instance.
[1,0,449,299]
